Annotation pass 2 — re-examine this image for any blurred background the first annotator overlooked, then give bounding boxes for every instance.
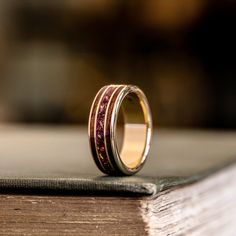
[0,0,235,129]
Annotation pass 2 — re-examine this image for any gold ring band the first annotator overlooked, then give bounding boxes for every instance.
[88,85,152,175]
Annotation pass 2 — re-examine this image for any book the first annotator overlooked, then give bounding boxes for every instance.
[0,125,236,235]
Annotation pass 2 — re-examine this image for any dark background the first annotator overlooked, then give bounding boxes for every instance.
[0,0,235,129]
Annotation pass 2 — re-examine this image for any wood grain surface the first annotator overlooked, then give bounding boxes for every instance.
[0,194,146,236]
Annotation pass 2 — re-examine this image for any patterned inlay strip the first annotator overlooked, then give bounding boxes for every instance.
[89,86,108,172]
[90,85,126,174]
[95,86,117,172]
[104,86,126,173]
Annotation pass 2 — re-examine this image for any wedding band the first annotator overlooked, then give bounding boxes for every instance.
[88,85,152,175]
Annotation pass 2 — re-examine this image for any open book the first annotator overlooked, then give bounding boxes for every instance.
[0,126,236,235]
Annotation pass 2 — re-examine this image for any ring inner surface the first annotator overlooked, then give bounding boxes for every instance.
[115,92,147,169]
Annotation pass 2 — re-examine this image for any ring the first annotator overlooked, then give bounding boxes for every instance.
[88,85,152,175]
